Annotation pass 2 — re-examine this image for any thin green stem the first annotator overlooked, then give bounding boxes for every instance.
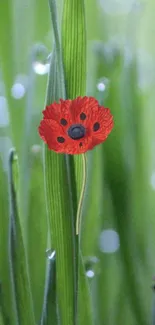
[76,153,87,235]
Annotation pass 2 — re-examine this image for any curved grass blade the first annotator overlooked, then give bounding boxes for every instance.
[27,150,47,322]
[48,0,65,98]
[8,149,35,325]
[40,48,58,325]
[0,162,16,325]
[43,2,76,321]
[40,253,57,325]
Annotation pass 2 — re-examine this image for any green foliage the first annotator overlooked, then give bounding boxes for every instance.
[8,150,35,325]
[0,0,155,325]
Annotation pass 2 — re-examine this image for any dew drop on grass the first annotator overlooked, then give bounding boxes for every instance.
[11,74,28,100]
[99,229,120,253]
[96,77,109,92]
[84,256,100,279]
[97,82,105,92]
[86,270,95,278]
[46,249,56,260]
[11,83,25,99]
[96,77,110,103]
[32,44,50,75]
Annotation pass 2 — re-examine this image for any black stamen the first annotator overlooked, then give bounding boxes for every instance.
[60,118,67,126]
[79,142,83,147]
[93,122,100,132]
[57,136,65,143]
[80,112,86,121]
[68,124,86,140]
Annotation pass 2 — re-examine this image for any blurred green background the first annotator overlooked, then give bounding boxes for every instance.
[1,0,155,324]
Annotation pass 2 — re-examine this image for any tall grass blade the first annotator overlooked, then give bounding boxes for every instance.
[43,1,76,323]
[8,149,35,325]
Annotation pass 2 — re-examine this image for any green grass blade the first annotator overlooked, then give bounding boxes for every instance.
[48,0,65,98]
[0,162,16,325]
[61,0,87,221]
[27,151,47,322]
[61,0,87,226]
[41,254,57,325]
[43,2,76,322]
[62,0,86,99]
[8,150,35,325]
[61,1,93,324]
[77,252,93,325]
[44,149,75,325]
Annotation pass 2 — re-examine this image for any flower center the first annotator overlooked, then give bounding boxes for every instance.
[68,124,86,140]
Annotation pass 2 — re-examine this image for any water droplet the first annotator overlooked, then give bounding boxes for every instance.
[97,77,109,92]
[99,0,136,15]
[99,229,120,253]
[46,249,56,260]
[86,270,95,278]
[11,75,28,100]
[0,96,9,127]
[11,83,25,99]
[33,62,49,75]
[32,44,50,75]
[84,256,100,278]
[96,77,110,102]
[0,137,13,172]
[97,82,105,92]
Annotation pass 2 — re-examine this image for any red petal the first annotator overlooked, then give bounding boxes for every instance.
[43,102,61,119]
[69,96,99,124]
[52,136,92,154]
[42,100,73,127]
[38,119,66,151]
[92,107,114,142]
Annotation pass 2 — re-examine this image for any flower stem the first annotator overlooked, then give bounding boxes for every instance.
[76,153,87,235]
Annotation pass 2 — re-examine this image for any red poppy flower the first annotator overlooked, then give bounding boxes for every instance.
[38,96,114,155]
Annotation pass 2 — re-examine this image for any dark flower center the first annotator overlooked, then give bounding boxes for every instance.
[68,124,86,140]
